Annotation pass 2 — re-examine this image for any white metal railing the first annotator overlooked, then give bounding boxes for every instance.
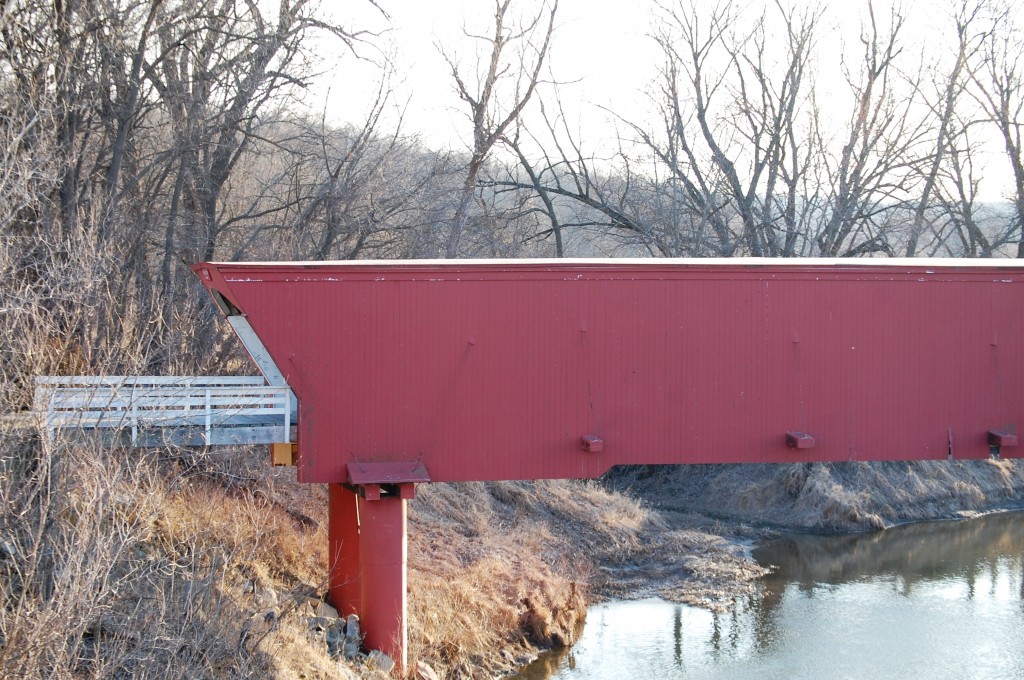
[34,376,295,445]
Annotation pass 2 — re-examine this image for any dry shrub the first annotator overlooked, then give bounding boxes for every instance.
[0,435,155,677]
[790,465,886,530]
[0,430,343,678]
[126,456,354,679]
[155,464,328,589]
[0,232,336,676]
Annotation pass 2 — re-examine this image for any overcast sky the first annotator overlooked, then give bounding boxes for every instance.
[311,0,655,150]
[303,0,1013,202]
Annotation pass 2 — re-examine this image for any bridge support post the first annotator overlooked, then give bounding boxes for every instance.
[359,490,408,675]
[327,483,412,677]
[327,484,361,616]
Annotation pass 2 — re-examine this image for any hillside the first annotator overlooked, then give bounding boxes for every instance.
[606,460,1024,532]
[4,414,1021,679]
[0,429,764,678]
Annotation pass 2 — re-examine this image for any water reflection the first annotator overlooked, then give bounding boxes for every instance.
[515,511,1024,680]
[754,512,1024,587]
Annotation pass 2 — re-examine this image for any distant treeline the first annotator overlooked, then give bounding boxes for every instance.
[1,0,1022,382]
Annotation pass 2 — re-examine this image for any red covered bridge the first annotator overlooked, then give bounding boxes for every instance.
[192,258,1024,673]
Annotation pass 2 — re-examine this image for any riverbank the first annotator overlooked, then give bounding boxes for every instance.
[515,509,1024,680]
[409,459,1024,677]
[4,438,1020,679]
[405,479,772,677]
[604,460,1024,532]
[457,459,1024,675]
[103,457,1024,679]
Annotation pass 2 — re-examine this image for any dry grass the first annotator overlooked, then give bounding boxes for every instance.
[406,481,624,677]
[404,478,771,674]
[6,440,1018,678]
[1,422,658,679]
[608,460,1024,532]
[0,432,336,678]
[0,225,366,678]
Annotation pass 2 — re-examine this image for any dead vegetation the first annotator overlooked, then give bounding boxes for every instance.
[2,234,1019,678]
[4,437,1021,679]
[0,431,342,679]
[406,479,656,674]
[607,461,1024,533]
[405,479,771,677]
[0,223,760,678]
[0,409,773,680]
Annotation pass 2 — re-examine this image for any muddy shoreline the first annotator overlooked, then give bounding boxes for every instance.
[398,460,1024,677]
[487,460,1024,676]
[517,506,1024,679]
[589,460,1024,602]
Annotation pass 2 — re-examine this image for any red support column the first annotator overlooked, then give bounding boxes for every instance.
[327,484,361,617]
[358,492,408,675]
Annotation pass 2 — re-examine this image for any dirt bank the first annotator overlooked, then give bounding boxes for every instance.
[5,436,1019,679]
[605,460,1024,532]
[404,480,769,677]
[416,458,1024,676]
[458,459,1024,675]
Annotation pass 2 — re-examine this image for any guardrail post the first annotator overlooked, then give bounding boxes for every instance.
[282,388,290,442]
[130,385,138,445]
[205,388,212,444]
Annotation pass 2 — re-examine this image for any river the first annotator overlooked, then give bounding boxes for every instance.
[515,511,1024,679]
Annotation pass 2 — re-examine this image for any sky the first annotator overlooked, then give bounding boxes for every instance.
[301,0,1014,202]
[314,0,658,152]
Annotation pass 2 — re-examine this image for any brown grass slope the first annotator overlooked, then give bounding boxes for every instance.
[0,426,772,679]
[607,460,1024,532]
[407,478,767,677]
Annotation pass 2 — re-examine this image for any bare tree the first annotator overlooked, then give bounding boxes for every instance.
[902,3,981,255]
[967,1,1024,255]
[932,108,1018,256]
[443,0,1023,262]
[562,0,827,257]
[225,111,464,262]
[487,95,660,257]
[0,0,387,372]
[810,3,928,257]
[146,0,374,294]
[441,0,556,257]
[500,124,566,255]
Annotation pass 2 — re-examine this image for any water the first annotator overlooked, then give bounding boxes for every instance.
[516,512,1024,680]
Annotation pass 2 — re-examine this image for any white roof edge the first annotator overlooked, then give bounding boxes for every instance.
[204,257,1024,268]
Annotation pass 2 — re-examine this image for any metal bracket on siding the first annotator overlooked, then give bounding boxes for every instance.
[988,429,1018,459]
[786,431,816,449]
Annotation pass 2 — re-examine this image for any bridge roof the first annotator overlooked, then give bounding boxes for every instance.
[203,257,1024,268]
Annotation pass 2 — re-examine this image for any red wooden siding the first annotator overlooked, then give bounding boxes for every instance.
[193,260,1024,483]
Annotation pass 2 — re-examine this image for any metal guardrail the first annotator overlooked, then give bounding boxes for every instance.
[34,376,295,446]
